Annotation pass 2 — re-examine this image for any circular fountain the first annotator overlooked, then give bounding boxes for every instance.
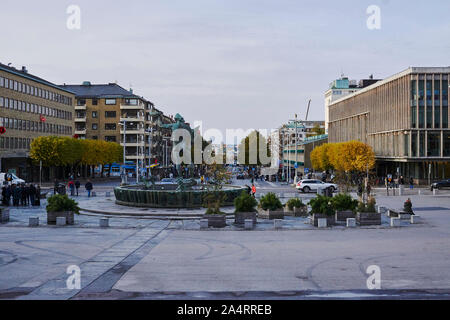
[114,178,247,209]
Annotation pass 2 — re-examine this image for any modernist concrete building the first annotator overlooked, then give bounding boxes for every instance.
[328,67,450,183]
[325,75,380,133]
[0,63,75,180]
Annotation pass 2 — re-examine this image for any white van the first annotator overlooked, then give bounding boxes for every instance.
[0,173,26,185]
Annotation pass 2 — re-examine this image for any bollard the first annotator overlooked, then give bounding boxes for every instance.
[411,215,421,224]
[317,218,327,228]
[99,218,109,228]
[418,189,421,195]
[433,189,437,196]
[346,218,356,228]
[244,219,254,230]
[56,217,67,226]
[398,188,402,196]
[105,191,111,197]
[274,219,283,229]
[92,191,97,197]
[29,217,39,227]
[390,217,401,227]
[200,219,208,229]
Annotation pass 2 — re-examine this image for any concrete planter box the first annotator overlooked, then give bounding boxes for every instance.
[47,211,75,225]
[399,212,413,220]
[311,213,334,227]
[0,207,10,223]
[284,206,308,217]
[258,208,284,220]
[356,212,381,226]
[203,214,227,228]
[335,210,355,223]
[234,212,257,225]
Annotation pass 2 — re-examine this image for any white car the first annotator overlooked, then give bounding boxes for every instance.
[0,172,26,185]
[296,179,338,193]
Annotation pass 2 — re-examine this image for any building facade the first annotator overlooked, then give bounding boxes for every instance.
[328,67,450,182]
[325,75,380,133]
[60,82,175,175]
[0,63,75,180]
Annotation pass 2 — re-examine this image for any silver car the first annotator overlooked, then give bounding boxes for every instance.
[296,179,338,193]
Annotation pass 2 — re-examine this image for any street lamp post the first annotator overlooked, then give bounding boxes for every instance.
[295,113,298,184]
[145,127,153,177]
[118,120,128,185]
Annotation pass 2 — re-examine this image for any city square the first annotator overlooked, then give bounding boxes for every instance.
[1,0,450,307]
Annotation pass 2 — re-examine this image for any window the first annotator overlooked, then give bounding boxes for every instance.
[105,123,116,130]
[427,132,441,157]
[92,136,98,140]
[105,136,116,142]
[92,123,98,130]
[105,99,116,105]
[92,99,98,105]
[77,99,86,106]
[92,111,98,118]
[105,111,116,118]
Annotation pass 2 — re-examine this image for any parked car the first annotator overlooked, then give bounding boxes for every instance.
[431,179,450,190]
[0,172,25,185]
[296,179,338,193]
[236,172,247,180]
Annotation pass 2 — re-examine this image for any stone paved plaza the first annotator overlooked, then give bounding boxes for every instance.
[1,180,450,299]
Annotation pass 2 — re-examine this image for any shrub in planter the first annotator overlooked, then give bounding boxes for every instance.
[258,193,284,219]
[285,198,307,217]
[234,191,257,224]
[202,191,227,228]
[356,197,381,226]
[46,194,80,225]
[331,193,358,222]
[309,195,335,226]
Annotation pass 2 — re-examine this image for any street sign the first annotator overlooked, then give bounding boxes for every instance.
[294,163,298,169]
[304,168,309,174]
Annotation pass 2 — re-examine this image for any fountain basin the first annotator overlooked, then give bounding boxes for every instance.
[114,184,247,208]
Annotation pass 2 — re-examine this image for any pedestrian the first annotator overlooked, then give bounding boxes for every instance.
[29,184,36,206]
[85,180,93,197]
[409,177,414,190]
[1,186,8,206]
[35,185,41,206]
[251,184,256,198]
[12,184,20,206]
[20,184,28,206]
[68,180,75,196]
[75,180,80,196]
[53,179,58,195]
[400,176,404,185]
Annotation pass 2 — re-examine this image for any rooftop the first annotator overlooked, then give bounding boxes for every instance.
[329,67,450,107]
[59,82,142,99]
[0,62,74,94]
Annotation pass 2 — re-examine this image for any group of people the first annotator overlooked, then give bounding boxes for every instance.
[1,183,41,207]
[54,179,94,197]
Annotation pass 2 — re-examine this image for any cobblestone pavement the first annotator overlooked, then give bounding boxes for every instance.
[0,183,449,299]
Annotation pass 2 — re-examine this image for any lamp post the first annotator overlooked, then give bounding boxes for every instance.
[118,120,134,185]
[145,127,153,177]
[295,113,298,184]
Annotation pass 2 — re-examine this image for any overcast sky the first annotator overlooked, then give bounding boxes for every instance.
[1,0,449,136]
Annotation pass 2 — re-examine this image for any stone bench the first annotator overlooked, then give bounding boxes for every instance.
[56,216,67,226]
[99,218,109,228]
[273,219,283,229]
[29,216,39,227]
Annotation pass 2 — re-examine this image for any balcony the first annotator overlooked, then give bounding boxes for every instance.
[120,141,145,147]
[120,103,144,110]
[120,116,144,123]
[75,117,87,122]
[120,128,145,135]
[74,129,86,135]
[125,154,145,160]
[75,105,87,110]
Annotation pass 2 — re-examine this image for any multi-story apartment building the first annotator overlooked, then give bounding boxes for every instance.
[60,82,175,174]
[328,67,450,183]
[0,63,75,181]
[324,75,380,132]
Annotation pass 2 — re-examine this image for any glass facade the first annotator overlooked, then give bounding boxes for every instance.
[411,131,417,157]
[418,80,425,128]
[419,131,425,157]
[444,132,450,157]
[427,132,440,157]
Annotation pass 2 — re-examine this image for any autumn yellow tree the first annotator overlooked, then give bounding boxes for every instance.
[310,143,333,171]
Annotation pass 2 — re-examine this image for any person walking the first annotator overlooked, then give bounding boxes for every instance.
[12,185,20,207]
[75,180,80,196]
[85,180,93,198]
[1,186,8,206]
[68,180,75,196]
[29,184,36,206]
[409,177,414,190]
[35,185,41,206]
[53,179,59,195]
[251,184,256,198]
